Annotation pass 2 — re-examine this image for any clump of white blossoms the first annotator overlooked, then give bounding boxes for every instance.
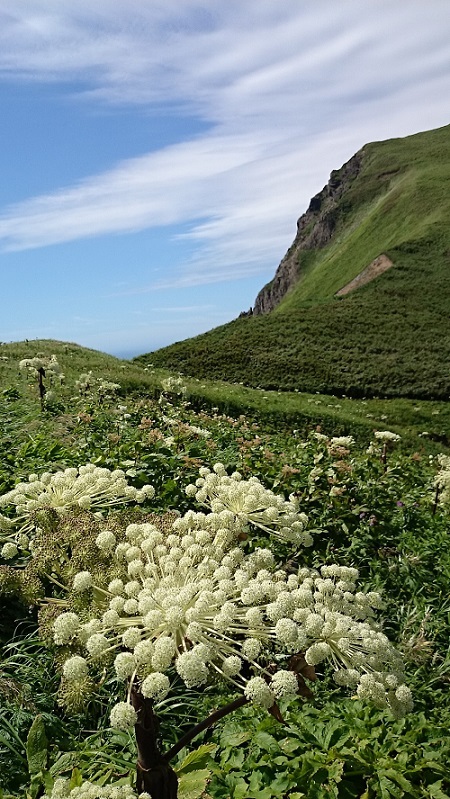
[161,376,187,396]
[329,436,354,449]
[0,464,154,547]
[374,431,401,443]
[19,354,62,380]
[44,778,142,799]
[75,371,120,401]
[53,515,412,727]
[185,463,312,546]
[434,454,450,505]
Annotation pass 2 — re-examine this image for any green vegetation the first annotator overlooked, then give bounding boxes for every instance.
[141,124,450,398]
[0,340,450,798]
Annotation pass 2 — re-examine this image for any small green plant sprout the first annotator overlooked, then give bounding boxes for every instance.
[19,354,63,409]
[48,465,412,797]
[0,465,155,557]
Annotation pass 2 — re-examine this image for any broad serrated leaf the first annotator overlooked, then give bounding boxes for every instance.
[428,782,450,799]
[176,744,217,775]
[26,715,48,776]
[177,768,211,799]
[253,731,278,752]
[377,774,402,799]
[221,729,252,747]
[383,768,413,793]
[49,751,78,776]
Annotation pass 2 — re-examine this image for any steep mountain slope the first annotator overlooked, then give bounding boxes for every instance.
[138,124,450,398]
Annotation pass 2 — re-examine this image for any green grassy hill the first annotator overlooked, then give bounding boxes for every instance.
[2,339,450,453]
[138,124,450,398]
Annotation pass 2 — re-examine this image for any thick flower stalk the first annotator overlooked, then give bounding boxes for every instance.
[0,464,154,553]
[19,354,63,407]
[185,463,312,546]
[53,517,412,726]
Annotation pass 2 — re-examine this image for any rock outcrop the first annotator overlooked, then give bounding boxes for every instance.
[253,150,363,314]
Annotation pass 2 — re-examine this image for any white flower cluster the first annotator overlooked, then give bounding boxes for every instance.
[161,376,187,395]
[185,424,211,439]
[75,371,120,399]
[1,541,18,559]
[374,431,401,443]
[185,464,312,546]
[161,415,211,440]
[54,514,411,725]
[434,454,450,505]
[329,436,354,448]
[0,465,154,549]
[20,354,62,378]
[45,777,146,799]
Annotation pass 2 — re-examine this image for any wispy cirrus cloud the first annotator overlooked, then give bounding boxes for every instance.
[0,0,449,291]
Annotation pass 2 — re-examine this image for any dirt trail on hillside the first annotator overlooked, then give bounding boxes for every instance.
[336,254,393,296]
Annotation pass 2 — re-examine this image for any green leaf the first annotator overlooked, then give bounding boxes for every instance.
[225,748,246,770]
[428,782,450,799]
[221,728,252,748]
[26,715,48,777]
[233,778,251,799]
[253,731,277,752]
[29,773,43,799]
[42,771,55,793]
[383,768,414,793]
[177,768,211,799]
[279,737,301,754]
[49,752,78,776]
[68,769,84,790]
[176,744,217,775]
[377,774,402,799]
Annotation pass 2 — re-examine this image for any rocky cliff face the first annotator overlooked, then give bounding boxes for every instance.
[252,150,363,315]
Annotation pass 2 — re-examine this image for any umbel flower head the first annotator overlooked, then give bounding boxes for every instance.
[75,371,120,400]
[434,454,450,505]
[0,465,154,550]
[374,431,401,443]
[161,376,187,396]
[53,515,412,727]
[185,463,312,546]
[44,778,141,799]
[19,354,62,378]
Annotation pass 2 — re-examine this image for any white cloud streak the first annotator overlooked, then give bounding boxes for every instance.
[0,0,449,287]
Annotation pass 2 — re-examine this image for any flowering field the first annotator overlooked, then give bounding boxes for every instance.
[0,342,449,799]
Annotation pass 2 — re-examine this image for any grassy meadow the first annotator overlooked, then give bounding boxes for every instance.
[0,339,449,798]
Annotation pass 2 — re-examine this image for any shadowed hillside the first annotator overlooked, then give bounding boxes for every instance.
[138,124,450,399]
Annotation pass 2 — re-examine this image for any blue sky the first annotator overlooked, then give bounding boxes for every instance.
[0,2,449,359]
